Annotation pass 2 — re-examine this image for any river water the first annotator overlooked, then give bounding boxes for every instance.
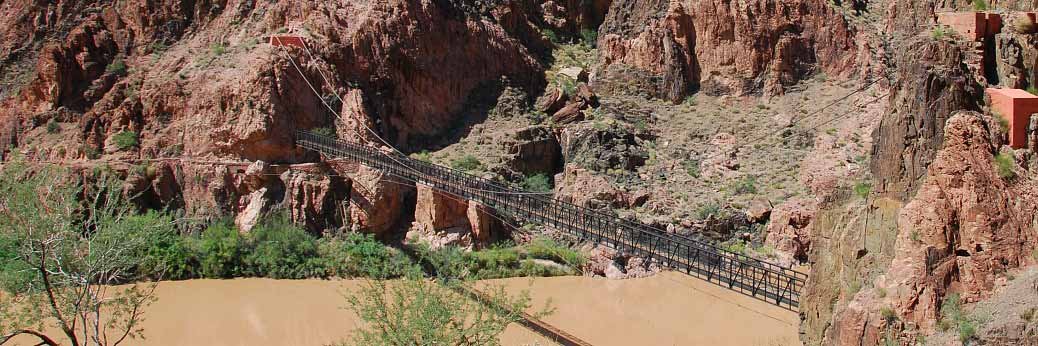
[9,272,799,345]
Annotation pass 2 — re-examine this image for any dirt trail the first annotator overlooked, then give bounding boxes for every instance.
[9,273,799,346]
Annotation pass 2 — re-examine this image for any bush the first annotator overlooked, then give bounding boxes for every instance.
[450,155,483,172]
[994,153,1016,180]
[932,26,949,40]
[1015,17,1037,34]
[853,181,872,199]
[319,232,413,279]
[696,201,722,220]
[112,131,139,150]
[411,150,432,163]
[524,237,585,268]
[46,120,60,134]
[522,173,553,192]
[580,28,598,46]
[198,222,245,278]
[683,159,701,178]
[880,307,898,323]
[972,0,988,11]
[130,212,199,280]
[311,126,336,138]
[106,58,128,75]
[244,216,323,279]
[210,43,228,56]
[733,176,758,195]
[1028,86,1038,96]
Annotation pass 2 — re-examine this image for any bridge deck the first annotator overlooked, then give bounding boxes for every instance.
[296,131,808,310]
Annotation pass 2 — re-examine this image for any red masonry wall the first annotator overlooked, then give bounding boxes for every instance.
[987,88,1038,149]
[937,12,987,41]
[269,35,306,48]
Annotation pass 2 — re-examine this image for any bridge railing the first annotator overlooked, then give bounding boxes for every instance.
[295,130,808,310]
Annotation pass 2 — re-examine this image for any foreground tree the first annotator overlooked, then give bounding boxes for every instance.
[344,269,553,346]
[0,162,165,346]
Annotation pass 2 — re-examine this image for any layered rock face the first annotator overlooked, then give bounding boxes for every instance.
[0,0,561,235]
[870,38,983,199]
[594,0,863,101]
[825,113,1038,344]
[406,185,503,250]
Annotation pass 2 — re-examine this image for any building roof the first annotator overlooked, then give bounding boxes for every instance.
[988,88,1038,99]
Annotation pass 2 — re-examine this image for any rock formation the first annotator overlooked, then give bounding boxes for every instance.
[594,0,863,101]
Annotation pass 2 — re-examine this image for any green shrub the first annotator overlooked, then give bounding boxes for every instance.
[522,173,553,192]
[721,239,748,255]
[994,153,1016,180]
[580,28,598,46]
[312,126,336,138]
[106,58,128,75]
[112,131,139,150]
[319,232,412,278]
[1027,86,1038,96]
[972,0,988,11]
[959,319,977,343]
[880,307,898,323]
[541,28,559,44]
[932,26,949,39]
[210,43,228,56]
[411,150,433,163]
[696,201,722,220]
[129,211,199,280]
[244,216,323,279]
[46,120,60,134]
[450,155,483,172]
[733,176,758,195]
[198,222,245,278]
[853,181,872,199]
[683,159,701,178]
[524,238,585,268]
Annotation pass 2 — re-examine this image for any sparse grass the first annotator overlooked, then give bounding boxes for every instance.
[1028,86,1038,96]
[877,287,887,298]
[112,131,139,151]
[994,153,1016,180]
[910,230,921,243]
[995,113,1010,133]
[450,155,483,172]
[847,280,863,296]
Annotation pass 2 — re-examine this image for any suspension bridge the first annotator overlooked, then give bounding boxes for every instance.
[295,130,809,310]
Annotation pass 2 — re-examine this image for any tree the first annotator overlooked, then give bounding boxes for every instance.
[0,161,161,346]
[342,268,552,346]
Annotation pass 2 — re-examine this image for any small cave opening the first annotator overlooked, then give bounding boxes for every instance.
[955,249,971,257]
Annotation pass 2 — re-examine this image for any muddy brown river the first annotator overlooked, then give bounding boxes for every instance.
[10,272,799,345]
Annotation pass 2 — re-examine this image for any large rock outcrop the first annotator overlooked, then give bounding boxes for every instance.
[870,37,983,200]
[593,0,864,101]
[826,112,1038,344]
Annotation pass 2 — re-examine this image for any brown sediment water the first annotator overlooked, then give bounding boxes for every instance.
[8,273,799,346]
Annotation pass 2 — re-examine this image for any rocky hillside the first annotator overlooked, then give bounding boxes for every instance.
[2,0,1038,345]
